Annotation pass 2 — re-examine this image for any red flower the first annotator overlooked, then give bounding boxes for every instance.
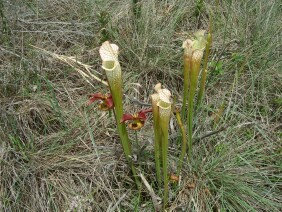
[120,109,152,130]
[88,93,114,111]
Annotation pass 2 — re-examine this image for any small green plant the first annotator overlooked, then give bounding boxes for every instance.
[97,11,110,43]
[210,60,224,75]
[231,52,245,63]
[194,0,204,17]
[132,0,141,19]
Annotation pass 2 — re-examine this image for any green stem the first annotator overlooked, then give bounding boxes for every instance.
[175,111,187,176]
[135,130,139,152]
[112,95,140,187]
[106,69,140,187]
[111,81,132,156]
[196,32,212,108]
[135,130,138,142]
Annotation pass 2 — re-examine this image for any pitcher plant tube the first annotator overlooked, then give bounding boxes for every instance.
[99,41,140,186]
[151,92,162,187]
[181,39,192,121]
[183,30,206,160]
[154,83,172,209]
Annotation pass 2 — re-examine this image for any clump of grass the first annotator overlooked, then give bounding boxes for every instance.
[170,134,281,211]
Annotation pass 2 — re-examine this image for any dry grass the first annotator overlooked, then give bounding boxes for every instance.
[1,0,281,211]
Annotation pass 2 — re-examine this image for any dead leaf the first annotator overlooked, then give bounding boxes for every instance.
[186,183,195,189]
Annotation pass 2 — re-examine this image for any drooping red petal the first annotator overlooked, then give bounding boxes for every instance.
[89,93,104,99]
[106,94,112,98]
[141,108,153,114]
[105,96,114,109]
[120,113,134,123]
[87,93,104,105]
[137,111,147,121]
[88,97,98,105]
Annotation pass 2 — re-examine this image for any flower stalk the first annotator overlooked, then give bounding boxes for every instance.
[175,109,187,176]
